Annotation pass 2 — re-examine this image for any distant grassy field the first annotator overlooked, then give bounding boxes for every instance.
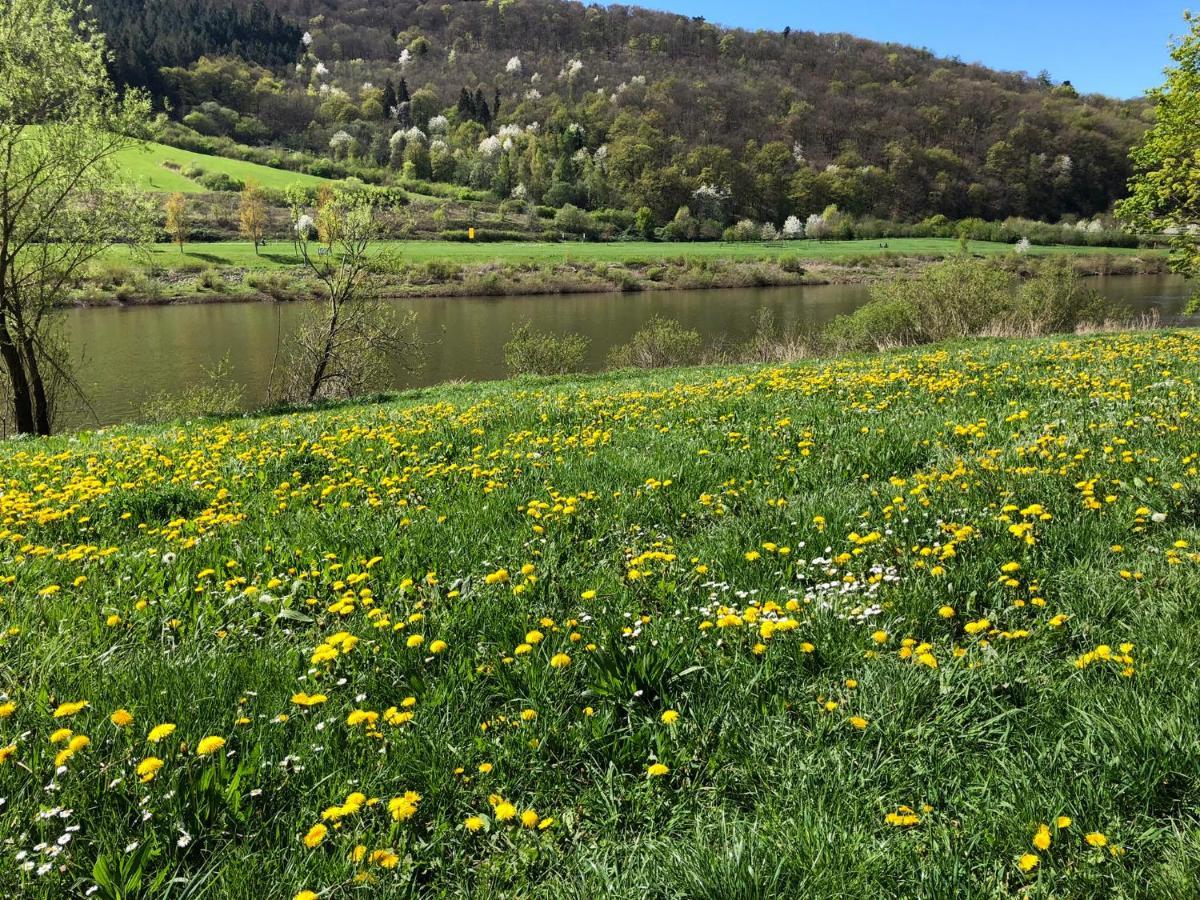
[113,141,334,193]
[1,331,1198,896]
[103,238,1159,271]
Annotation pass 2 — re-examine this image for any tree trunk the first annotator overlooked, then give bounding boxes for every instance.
[21,335,51,435]
[0,316,35,434]
[306,299,341,404]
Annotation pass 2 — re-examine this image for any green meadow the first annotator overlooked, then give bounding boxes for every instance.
[112,141,334,193]
[1,331,1198,896]
[103,237,1158,272]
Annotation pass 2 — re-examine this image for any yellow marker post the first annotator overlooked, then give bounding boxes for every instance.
[468,227,476,241]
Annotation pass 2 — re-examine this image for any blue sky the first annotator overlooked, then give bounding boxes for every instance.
[597,1,1188,98]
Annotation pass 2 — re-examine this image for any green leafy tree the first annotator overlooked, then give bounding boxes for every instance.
[1117,13,1200,280]
[0,0,154,434]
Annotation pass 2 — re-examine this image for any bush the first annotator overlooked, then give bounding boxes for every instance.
[825,257,1122,351]
[503,323,591,376]
[554,204,596,238]
[869,257,1013,341]
[197,171,244,193]
[1005,258,1114,335]
[608,316,703,369]
[824,297,922,352]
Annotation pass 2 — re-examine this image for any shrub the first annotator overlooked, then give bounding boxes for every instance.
[824,297,923,351]
[141,355,244,424]
[736,307,811,362]
[869,257,1013,341]
[1004,259,1115,335]
[503,323,591,376]
[197,171,244,193]
[554,204,596,238]
[608,316,703,369]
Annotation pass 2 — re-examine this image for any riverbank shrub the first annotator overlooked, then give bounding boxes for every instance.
[503,323,591,376]
[608,316,703,369]
[824,258,1120,350]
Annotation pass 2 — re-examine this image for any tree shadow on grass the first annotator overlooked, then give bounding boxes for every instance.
[261,252,304,266]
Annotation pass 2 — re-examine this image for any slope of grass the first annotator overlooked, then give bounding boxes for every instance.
[1,332,1198,897]
[114,141,335,193]
[103,237,1159,271]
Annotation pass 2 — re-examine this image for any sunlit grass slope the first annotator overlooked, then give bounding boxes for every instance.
[114,141,334,193]
[1,332,1198,897]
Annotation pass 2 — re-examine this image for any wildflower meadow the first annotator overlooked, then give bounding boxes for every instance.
[1,331,1198,897]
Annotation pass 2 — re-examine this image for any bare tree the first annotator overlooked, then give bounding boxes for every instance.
[276,193,422,405]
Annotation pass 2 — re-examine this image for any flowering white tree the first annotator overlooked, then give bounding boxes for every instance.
[761,223,780,241]
[301,31,313,47]
[428,115,449,134]
[783,215,804,239]
[506,56,523,74]
[478,135,503,157]
[329,130,356,158]
[805,213,830,239]
[398,49,412,69]
[1015,237,1033,254]
[313,60,329,77]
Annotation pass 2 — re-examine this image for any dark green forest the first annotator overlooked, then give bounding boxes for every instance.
[94,0,1151,228]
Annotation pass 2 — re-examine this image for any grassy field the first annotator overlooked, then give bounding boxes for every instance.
[1,332,1198,897]
[113,141,334,193]
[103,237,1159,271]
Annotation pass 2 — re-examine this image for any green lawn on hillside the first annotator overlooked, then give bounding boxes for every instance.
[102,237,1159,271]
[0,331,1198,896]
[114,141,334,193]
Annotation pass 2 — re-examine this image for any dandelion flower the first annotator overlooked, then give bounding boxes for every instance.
[520,809,539,828]
[148,723,176,743]
[549,653,571,668]
[1056,816,1072,829]
[1085,832,1108,848]
[137,757,164,783]
[647,763,669,777]
[1033,825,1051,850]
[196,736,226,756]
[303,824,328,848]
[1018,853,1039,872]
[110,709,134,727]
[494,802,517,822]
[465,815,485,832]
[53,700,89,718]
[660,710,680,725]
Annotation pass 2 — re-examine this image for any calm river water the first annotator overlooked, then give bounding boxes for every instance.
[59,275,1194,428]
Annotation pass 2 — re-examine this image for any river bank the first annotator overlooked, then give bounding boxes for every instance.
[70,241,1169,308]
[56,274,1193,429]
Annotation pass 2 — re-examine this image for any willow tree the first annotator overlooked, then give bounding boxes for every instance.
[1117,13,1200,282]
[0,0,153,434]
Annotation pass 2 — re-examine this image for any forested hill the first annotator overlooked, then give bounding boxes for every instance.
[94,0,1150,224]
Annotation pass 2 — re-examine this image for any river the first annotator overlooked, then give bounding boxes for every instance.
[58,274,1194,429]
